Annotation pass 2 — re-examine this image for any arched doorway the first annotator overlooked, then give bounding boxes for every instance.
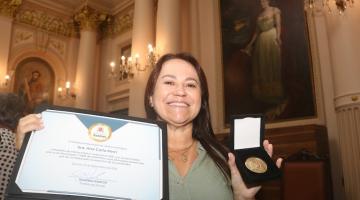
[14,57,55,112]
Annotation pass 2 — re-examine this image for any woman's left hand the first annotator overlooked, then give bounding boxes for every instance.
[228,140,282,200]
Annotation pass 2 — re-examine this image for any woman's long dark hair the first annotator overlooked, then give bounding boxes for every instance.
[144,53,230,179]
[0,93,26,131]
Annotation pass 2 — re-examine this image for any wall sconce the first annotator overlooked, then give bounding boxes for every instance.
[4,75,10,85]
[57,81,76,99]
[109,44,159,80]
[146,44,159,70]
[1,74,11,89]
[109,56,135,80]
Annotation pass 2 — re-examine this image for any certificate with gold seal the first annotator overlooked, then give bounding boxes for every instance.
[6,105,169,200]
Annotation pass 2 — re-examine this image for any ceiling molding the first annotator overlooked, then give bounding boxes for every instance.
[25,0,134,16]
[26,0,77,17]
[111,0,134,15]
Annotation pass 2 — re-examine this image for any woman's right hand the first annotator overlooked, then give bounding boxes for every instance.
[241,45,252,56]
[228,140,282,200]
[15,114,44,150]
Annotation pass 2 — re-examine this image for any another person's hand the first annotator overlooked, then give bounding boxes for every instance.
[228,140,282,200]
[15,114,44,150]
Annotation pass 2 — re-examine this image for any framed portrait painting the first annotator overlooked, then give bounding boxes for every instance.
[121,44,132,58]
[220,0,316,125]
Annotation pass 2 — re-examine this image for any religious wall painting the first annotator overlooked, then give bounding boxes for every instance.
[220,0,316,124]
[14,57,55,112]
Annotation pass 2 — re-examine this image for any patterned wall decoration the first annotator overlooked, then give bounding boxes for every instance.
[13,28,34,46]
[15,9,76,37]
[48,38,66,58]
[13,6,133,39]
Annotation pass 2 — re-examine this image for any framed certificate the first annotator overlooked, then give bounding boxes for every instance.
[6,104,169,200]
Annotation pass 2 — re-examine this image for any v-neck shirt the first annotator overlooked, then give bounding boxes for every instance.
[168,143,233,200]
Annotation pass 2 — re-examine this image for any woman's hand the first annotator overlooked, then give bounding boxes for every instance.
[15,114,44,150]
[228,140,282,200]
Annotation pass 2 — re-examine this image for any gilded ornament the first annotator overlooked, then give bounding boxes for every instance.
[73,5,107,31]
[101,11,133,38]
[351,96,358,102]
[15,9,75,37]
[0,0,22,17]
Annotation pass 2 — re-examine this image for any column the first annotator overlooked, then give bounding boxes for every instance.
[156,0,181,54]
[312,10,345,199]
[73,5,106,109]
[128,0,155,117]
[325,5,360,200]
[0,0,21,92]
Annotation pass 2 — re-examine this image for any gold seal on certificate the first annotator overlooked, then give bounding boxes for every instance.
[245,157,268,173]
[88,123,112,142]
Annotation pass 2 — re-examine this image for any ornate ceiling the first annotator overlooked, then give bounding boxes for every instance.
[43,0,119,10]
[26,0,131,15]
[8,0,134,38]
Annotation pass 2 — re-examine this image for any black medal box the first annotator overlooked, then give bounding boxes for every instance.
[229,114,281,184]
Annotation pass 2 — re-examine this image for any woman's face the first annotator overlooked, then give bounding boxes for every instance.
[150,58,201,127]
[260,0,270,8]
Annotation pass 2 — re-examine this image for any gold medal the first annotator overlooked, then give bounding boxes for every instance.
[245,157,268,173]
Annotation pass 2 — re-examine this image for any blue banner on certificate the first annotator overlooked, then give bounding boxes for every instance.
[6,104,169,200]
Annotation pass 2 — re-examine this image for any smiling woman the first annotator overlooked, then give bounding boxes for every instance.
[144,53,234,200]
[143,53,282,200]
[14,53,281,200]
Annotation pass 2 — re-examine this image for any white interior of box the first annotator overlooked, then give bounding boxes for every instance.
[234,117,261,149]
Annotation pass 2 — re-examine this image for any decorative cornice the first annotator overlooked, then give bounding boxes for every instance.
[12,3,133,39]
[0,0,22,17]
[73,5,107,31]
[101,11,133,38]
[15,8,77,37]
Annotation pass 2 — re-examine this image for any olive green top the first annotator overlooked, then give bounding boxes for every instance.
[168,143,233,200]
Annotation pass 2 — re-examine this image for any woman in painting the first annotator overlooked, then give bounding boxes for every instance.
[243,0,284,115]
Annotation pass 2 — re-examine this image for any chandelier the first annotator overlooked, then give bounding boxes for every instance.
[109,44,159,80]
[305,0,354,14]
